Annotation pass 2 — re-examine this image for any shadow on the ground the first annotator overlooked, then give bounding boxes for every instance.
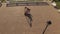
[54,6,60,9]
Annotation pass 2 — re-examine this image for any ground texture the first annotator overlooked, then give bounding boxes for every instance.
[0,3,60,34]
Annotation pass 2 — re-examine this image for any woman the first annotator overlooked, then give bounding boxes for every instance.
[24,7,32,27]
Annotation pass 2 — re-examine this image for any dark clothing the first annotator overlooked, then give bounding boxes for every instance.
[24,13,32,21]
[24,13,30,16]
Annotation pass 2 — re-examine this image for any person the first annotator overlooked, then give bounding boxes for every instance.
[24,7,32,27]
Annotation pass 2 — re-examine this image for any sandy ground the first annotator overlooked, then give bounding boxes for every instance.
[0,3,60,34]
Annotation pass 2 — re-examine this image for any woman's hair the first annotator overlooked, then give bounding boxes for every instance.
[27,8,30,11]
[25,7,28,9]
[25,7,30,11]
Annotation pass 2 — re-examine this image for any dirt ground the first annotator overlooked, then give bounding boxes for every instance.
[0,3,60,34]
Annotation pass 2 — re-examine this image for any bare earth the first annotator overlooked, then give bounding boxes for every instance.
[0,3,60,34]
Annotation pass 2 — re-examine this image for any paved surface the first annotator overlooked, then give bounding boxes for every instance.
[0,3,60,34]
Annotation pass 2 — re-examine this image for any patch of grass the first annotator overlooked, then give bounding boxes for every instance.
[0,0,5,3]
[56,2,60,9]
[54,0,59,2]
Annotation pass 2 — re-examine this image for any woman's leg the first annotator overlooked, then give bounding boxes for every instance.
[25,16,32,27]
[29,15,32,22]
[28,15,32,27]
